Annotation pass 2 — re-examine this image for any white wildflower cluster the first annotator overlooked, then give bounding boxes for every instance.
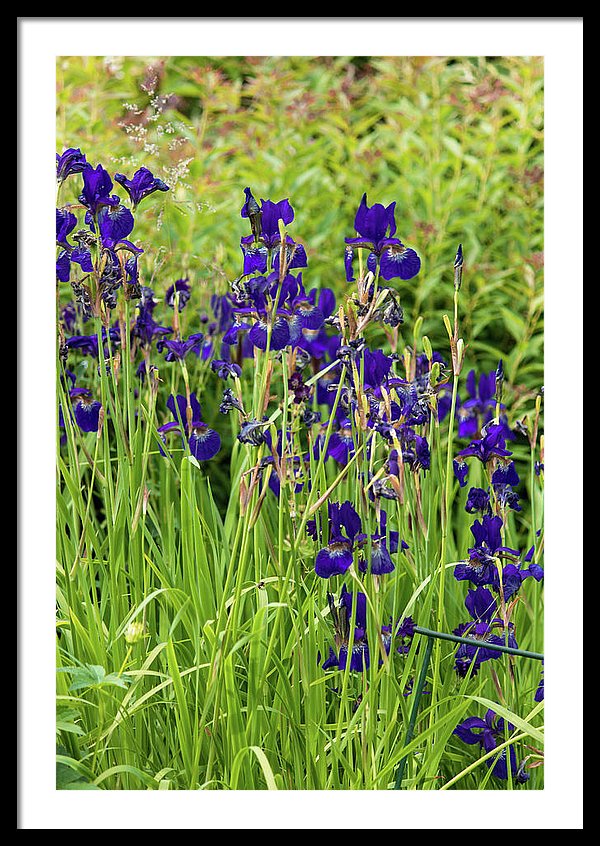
[103,56,124,77]
[122,102,144,115]
[162,157,194,190]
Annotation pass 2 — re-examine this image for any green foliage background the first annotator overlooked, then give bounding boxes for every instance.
[57,54,543,390]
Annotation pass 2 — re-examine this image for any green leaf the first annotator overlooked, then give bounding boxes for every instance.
[60,664,131,692]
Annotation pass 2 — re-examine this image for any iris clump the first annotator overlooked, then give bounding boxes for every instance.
[55,139,543,794]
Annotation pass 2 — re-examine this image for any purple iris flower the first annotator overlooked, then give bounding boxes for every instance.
[247,315,291,352]
[453,459,469,488]
[457,369,514,441]
[296,287,338,359]
[358,510,400,576]
[534,662,544,702]
[230,270,323,354]
[454,514,520,588]
[465,486,491,515]
[454,709,530,783]
[70,388,102,433]
[165,278,192,311]
[322,584,370,672]
[114,167,169,208]
[453,587,518,678]
[239,193,307,275]
[65,326,119,358]
[158,392,221,461]
[344,193,421,282]
[227,274,291,352]
[359,347,396,394]
[456,422,513,465]
[276,273,325,346]
[455,513,543,600]
[211,359,242,380]
[132,287,172,349]
[96,203,135,249]
[520,543,545,589]
[322,584,415,672]
[79,163,120,217]
[387,429,431,474]
[56,208,77,247]
[188,421,221,462]
[326,417,356,466]
[161,333,205,362]
[56,148,87,183]
[491,461,522,512]
[312,500,363,579]
[56,208,94,282]
[288,370,312,405]
[222,318,252,349]
[253,198,294,249]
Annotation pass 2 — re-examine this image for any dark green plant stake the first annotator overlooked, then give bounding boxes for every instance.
[393,634,434,790]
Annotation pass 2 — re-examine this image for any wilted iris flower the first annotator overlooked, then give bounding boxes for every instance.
[240,186,263,242]
[344,193,421,282]
[465,486,491,515]
[219,387,245,415]
[237,418,271,447]
[288,370,312,405]
[454,708,530,783]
